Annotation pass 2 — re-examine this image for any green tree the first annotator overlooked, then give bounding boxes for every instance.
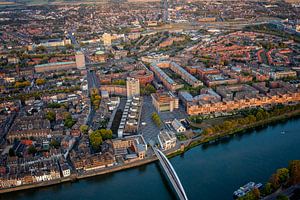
[28,145,37,155]
[99,129,113,140]
[80,125,89,134]
[252,188,260,199]
[247,115,256,123]
[203,128,214,135]
[36,78,46,85]
[222,121,233,130]
[89,131,103,151]
[141,84,156,95]
[63,113,76,129]
[65,44,74,50]
[15,80,30,88]
[255,111,264,121]
[112,79,126,85]
[36,45,46,52]
[9,148,15,157]
[151,112,162,127]
[270,173,280,190]
[288,160,300,185]
[238,189,260,200]
[47,102,63,108]
[46,111,56,122]
[276,168,289,183]
[263,182,273,195]
[50,140,60,149]
[90,88,101,109]
[276,194,289,200]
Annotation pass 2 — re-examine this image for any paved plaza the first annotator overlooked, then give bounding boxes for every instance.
[139,96,188,143]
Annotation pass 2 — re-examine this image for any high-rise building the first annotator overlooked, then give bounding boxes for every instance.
[126,77,140,98]
[75,52,86,69]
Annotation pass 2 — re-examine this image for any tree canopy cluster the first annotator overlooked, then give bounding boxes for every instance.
[63,112,76,129]
[14,80,30,88]
[238,160,300,200]
[140,84,156,96]
[46,111,56,122]
[80,125,89,134]
[89,129,113,151]
[202,104,300,136]
[262,160,300,196]
[151,112,162,127]
[111,79,126,86]
[90,88,101,110]
[36,78,46,85]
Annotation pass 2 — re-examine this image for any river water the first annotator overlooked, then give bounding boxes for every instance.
[2,117,300,200]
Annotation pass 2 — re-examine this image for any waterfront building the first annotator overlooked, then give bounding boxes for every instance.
[61,164,71,177]
[185,82,300,115]
[158,130,177,150]
[112,135,147,160]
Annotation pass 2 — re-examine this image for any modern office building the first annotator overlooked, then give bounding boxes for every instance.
[151,92,179,112]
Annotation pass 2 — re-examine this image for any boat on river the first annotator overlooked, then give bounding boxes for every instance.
[233,182,262,199]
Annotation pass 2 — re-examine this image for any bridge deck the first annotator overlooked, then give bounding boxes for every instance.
[153,147,188,200]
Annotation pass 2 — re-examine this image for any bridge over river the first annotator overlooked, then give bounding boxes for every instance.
[153,147,188,200]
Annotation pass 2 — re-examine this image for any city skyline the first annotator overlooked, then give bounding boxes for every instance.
[0,0,300,199]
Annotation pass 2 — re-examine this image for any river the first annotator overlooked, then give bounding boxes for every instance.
[2,117,300,200]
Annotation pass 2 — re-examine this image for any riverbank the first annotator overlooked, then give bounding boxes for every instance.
[2,113,300,200]
[1,108,300,195]
[180,108,300,156]
[0,154,160,194]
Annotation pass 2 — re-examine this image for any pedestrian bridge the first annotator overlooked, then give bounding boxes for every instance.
[153,147,188,200]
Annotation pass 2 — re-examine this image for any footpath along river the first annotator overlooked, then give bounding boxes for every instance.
[1,117,300,200]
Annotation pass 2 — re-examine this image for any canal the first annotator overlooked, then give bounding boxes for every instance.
[2,117,300,200]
